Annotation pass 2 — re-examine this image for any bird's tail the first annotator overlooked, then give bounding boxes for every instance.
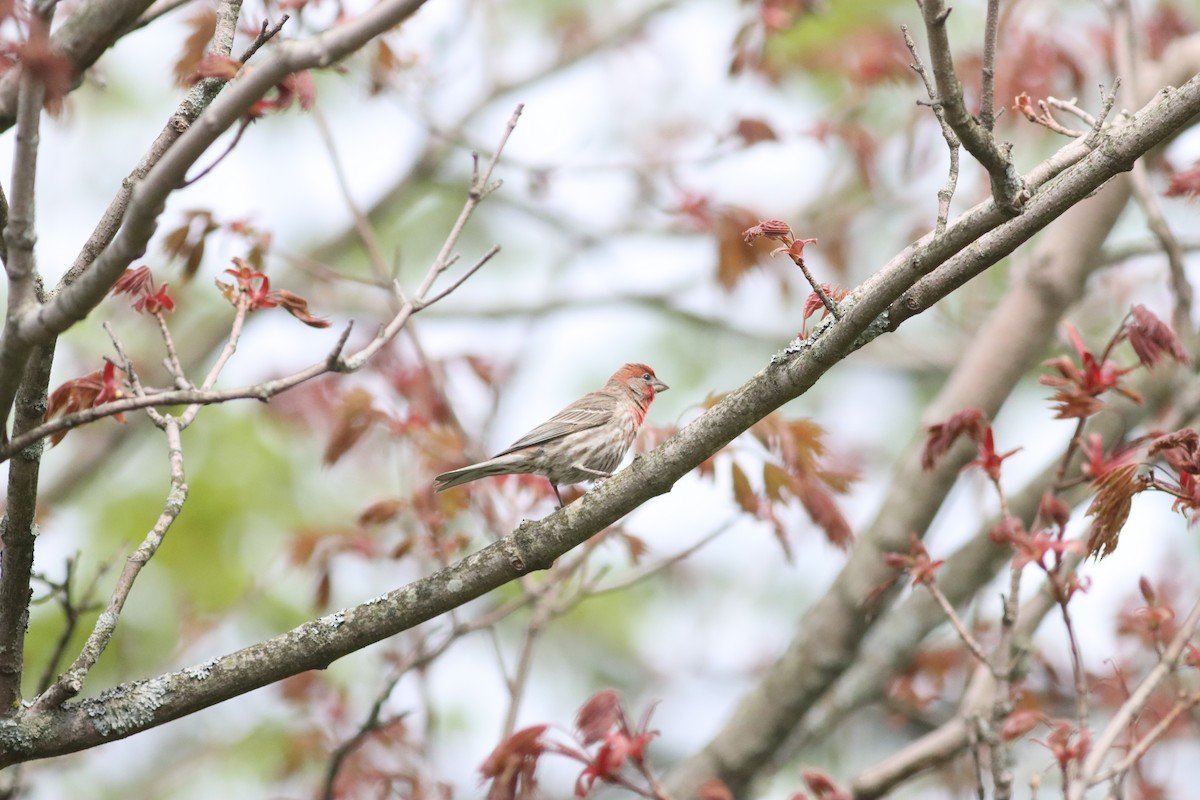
[433,456,528,492]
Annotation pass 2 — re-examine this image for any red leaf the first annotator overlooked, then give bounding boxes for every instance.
[112,266,153,297]
[733,117,777,146]
[44,362,127,445]
[480,725,547,800]
[357,498,404,526]
[794,472,854,550]
[1126,304,1191,368]
[273,289,331,328]
[1084,463,1144,559]
[1000,709,1045,741]
[575,689,621,745]
[187,53,241,84]
[698,779,735,800]
[173,9,217,86]
[323,388,382,465]
[922,408,987,470]
[18,21,73,114]
[730,461,757,515]
[1164,160,1200,199]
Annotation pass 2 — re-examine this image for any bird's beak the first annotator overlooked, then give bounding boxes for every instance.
[652,377,669,393]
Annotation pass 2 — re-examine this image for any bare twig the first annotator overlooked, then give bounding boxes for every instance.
[902,24,961,234]
[33,556,111,694]
[979,0,1000,131]
[240,15,289,63]
[181,117,253,187]
[31,416,189,710]
[919,0,1026,213]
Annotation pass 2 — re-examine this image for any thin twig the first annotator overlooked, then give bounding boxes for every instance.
[979,0,1000,131]
[182,117,253,187]
[31,416,190,710]
[239,15,290,63]
[902,24,960,234]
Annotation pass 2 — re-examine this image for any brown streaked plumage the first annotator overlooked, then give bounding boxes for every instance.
[434,363,668,506]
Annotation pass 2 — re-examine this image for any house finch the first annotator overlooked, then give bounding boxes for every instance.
[434,363,668,506]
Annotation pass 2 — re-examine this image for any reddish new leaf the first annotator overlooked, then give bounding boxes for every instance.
[274,289,332,328]
[794,472,854,550]
[186,53,241,84]
[1126,305,1191,367]
[480,725,547,800]
[1164,160,1200,199]
[323,388,383,466]
[173,9,217,86]
[576,690,622,745]
[1000,709,1045,741]
[357,498,404,526]
[112,266,153,297]
[44,362,127,445]
[730,461,757,515]
[1084,463,1144,559]
[698,779,735,800]
[921,408,987,470]
[733,117,778,146]
[19,21,72,114]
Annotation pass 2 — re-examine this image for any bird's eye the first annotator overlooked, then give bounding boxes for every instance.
[643,372,651,380]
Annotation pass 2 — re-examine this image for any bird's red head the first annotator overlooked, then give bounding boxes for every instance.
[612,363,669,407]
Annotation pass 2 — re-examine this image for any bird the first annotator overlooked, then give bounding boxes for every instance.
[434,363,668,506]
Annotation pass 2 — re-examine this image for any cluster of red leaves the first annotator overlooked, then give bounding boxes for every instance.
[0,20,74,115]
[1117,576,1182,650]
[1041,324,1140,418]
[216,258,330,327]
[884,533,945,587]
[161,211,272,282]
[175,7,316,117]
[801,282,849,336]
[921,408,1020,481]
[44,362,126,445]
[479,690,659,800]
[111,266,176,315]
[1042,307,1190,419]
[997,710,1093,775]
[162,210,220,280]
[1038,720,1092,777]
[710,401,856,555]
[989,515,1085,576]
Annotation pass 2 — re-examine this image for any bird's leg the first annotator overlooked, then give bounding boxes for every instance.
[573,464,613,479]
[549,481,564,508]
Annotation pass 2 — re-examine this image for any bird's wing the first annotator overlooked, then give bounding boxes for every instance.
[495,403,613,455]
